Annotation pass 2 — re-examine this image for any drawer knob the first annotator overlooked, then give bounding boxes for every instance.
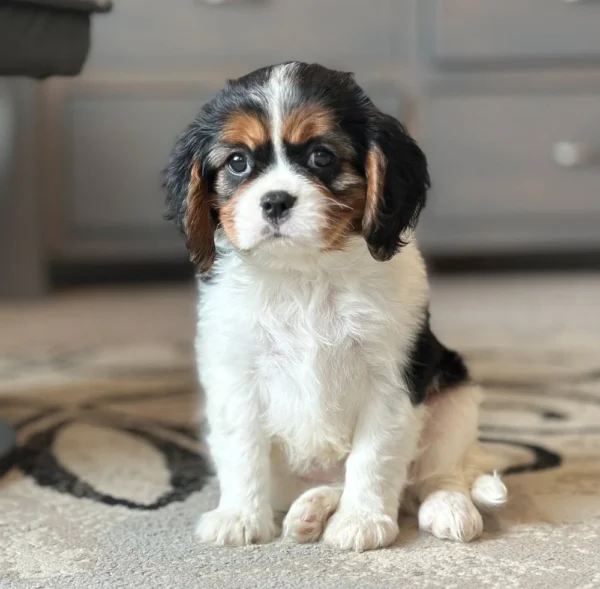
[552,141,595,167]
[199,0,250,4]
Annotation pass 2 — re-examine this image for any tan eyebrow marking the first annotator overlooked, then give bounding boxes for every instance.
[282,105,336,145]
[221,111,269,149]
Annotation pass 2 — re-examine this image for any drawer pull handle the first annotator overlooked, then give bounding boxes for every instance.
[199,0,250,4]
[553,141,597,167]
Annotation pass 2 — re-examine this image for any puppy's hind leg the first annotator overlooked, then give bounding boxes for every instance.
[410,384,507,543]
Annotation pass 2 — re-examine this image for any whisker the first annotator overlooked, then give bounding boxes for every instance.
[323,197,353,211]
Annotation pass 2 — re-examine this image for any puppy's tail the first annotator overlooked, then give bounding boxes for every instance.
[470,471,508,512]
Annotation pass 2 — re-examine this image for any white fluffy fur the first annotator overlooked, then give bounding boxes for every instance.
[195,238,506,550]
[194,64,506,551]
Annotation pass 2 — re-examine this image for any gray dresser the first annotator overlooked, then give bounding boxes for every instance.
[36,0,600,265]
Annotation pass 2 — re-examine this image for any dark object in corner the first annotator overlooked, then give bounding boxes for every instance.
[0,0,112,473]
[0,421,16,476]
[0,0,112,78]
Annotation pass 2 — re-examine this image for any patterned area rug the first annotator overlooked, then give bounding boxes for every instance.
[1,338,600,589]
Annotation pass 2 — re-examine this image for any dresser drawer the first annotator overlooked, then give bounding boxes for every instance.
[423,92,600,221]
[432,0,600,63]
[41,78,221,261]
[89,0,403,69]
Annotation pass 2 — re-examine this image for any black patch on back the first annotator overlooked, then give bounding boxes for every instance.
[438,345,469,389]
[404,312,469,405]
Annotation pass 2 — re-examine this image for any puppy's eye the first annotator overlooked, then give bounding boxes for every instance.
[309,149,335,168]
[227,153,250,175]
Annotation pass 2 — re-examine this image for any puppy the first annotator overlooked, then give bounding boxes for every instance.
[164,62,507,551]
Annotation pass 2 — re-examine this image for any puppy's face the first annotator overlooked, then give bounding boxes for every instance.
[165,63,430,273]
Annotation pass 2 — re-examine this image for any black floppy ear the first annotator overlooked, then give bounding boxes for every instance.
[362,113,430,261]
[164,124,216,274]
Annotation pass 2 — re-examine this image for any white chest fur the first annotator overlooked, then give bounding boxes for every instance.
[255,273,383,473]
[196,239,429,475]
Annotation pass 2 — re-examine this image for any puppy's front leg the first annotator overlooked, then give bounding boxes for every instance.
[197,378,276,546]
[324,387,423,551]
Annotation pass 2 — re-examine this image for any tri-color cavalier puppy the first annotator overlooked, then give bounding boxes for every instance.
[165,62,507,551]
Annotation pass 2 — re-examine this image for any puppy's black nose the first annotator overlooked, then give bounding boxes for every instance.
[261,191,296,223]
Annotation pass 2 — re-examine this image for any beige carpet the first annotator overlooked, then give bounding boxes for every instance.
[1,275,600,589]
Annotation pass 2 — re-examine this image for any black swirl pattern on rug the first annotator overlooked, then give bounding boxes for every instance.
[1,343,593,509]
[479,438,562,475]
[0,385,214,509]
[1,392,564,510]
[16,420,211,511]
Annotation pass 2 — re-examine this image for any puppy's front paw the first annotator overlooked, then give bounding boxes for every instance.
[323,508,399,551]
[196,508,276,546]
[418,491,483,543]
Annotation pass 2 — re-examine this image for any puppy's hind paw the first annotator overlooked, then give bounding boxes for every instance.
[283,486,341,543]
[419,491,483,543]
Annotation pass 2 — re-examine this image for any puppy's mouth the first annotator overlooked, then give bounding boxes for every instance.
[255,224,311,252]
[262,227,281,237]
[260,225,286,240]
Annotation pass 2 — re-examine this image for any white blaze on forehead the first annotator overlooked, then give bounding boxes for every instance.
[266,62,299,162]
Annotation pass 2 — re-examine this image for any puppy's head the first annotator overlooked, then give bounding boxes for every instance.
[165,62,429,273]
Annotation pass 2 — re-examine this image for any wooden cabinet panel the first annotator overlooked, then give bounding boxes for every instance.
[424,93,600,217]
[417,90,600,253]
[88,0,406,69]
[432,0,600,63]
[42,79,221,260]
